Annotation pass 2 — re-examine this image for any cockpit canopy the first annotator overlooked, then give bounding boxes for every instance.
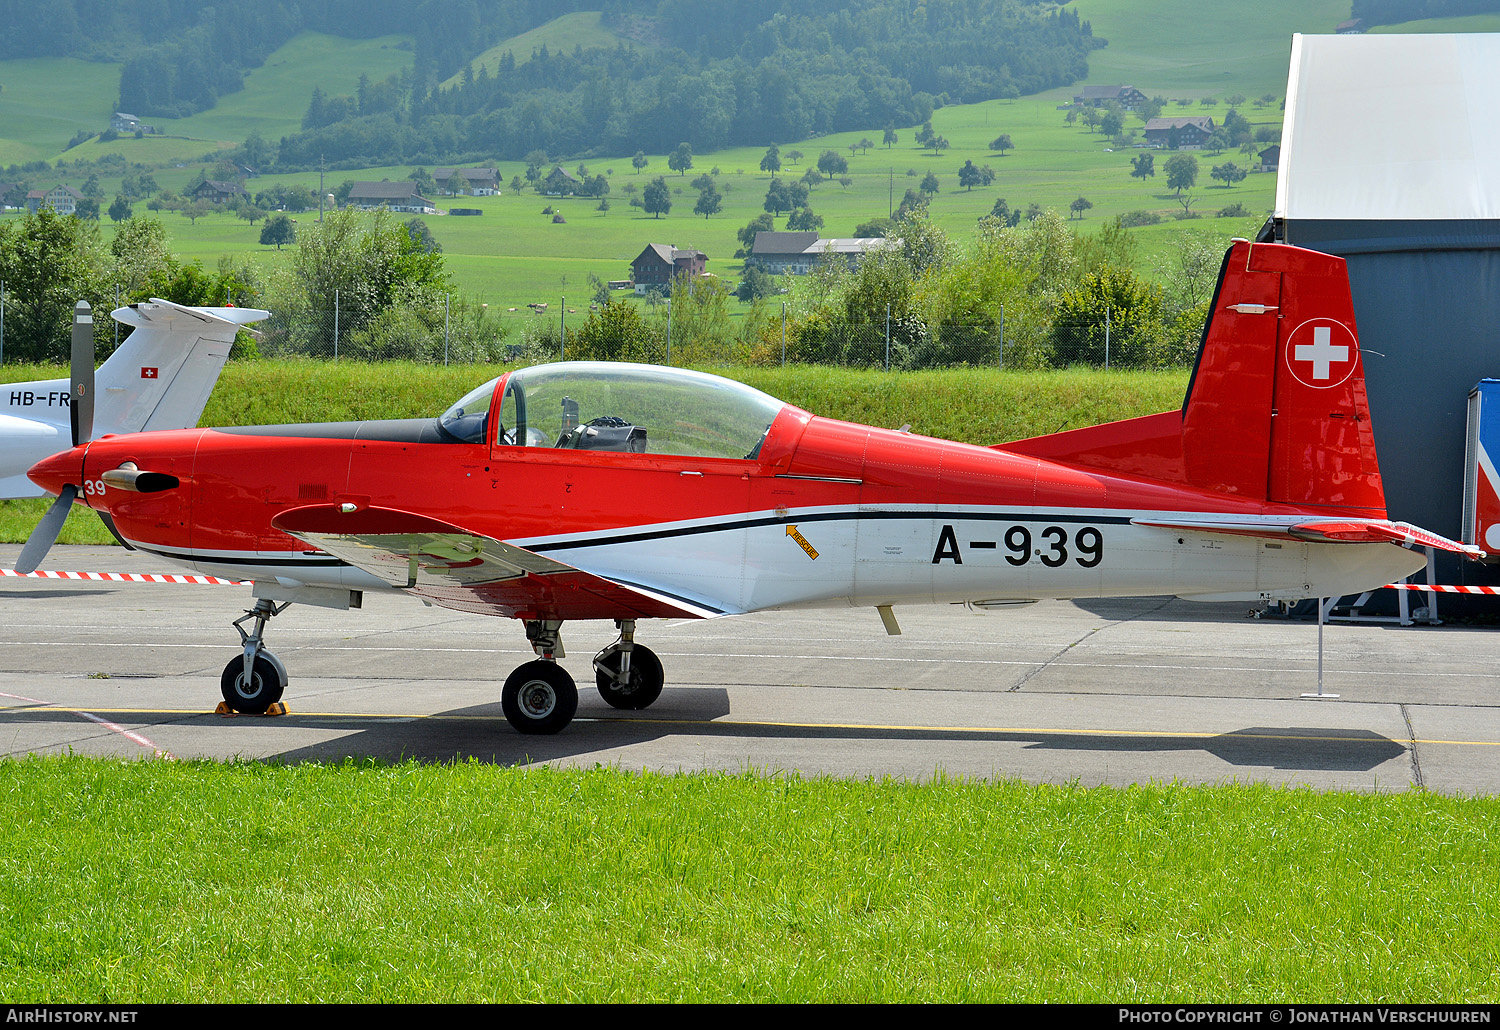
[439,362,787,460]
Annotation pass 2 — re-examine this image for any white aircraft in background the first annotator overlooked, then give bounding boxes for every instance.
[0,299,268,498]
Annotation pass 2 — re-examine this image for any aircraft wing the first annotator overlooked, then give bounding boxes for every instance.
[1132,517,1484,558]
[270,504,739,620]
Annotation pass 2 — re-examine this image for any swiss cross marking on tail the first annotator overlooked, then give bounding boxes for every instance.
[1284,319,1357,390]
[1295,327,1346,380]
[141,367,158,379]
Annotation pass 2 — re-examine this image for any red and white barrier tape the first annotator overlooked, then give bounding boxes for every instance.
[2,568,248,586]
[1384,583,1500,595]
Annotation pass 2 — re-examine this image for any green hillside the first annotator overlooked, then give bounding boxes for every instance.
[439,11,652,89]
[1073,0,1350,95]
[0,58,124,165]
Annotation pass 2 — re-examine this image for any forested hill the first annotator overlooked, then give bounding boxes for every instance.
[4,0,591,118]
[4,0,1100,167]
[283,0,1101,166]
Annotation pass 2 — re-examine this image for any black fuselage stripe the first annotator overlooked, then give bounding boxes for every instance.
[529,510,1135,553]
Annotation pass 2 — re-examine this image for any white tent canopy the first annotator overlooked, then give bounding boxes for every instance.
[1277,32,1500,222]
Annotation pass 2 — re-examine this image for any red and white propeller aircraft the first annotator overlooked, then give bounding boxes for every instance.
[18,241,1481,733]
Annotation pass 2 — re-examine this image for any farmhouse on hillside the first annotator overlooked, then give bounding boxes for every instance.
[26,184,82,215]
[747,231,893,275]
[1144,116,1216,150]
[187,180,248,205]
[345,181,438,214]
[630,244,708,294]
[433,167,500,195]
[1073,85,1148,110]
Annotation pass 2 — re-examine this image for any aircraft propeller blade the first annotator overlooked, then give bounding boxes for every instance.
[70,301,94,447]
[15,483,78,575]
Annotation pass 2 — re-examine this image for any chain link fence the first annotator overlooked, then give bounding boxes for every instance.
[0,291,1201,372]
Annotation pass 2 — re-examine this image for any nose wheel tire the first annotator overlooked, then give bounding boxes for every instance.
[594,644,664,710]
[502,660,578,734]
[220,653,287,714]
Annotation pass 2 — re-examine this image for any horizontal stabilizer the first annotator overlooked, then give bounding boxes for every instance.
[1133,516,1483,557]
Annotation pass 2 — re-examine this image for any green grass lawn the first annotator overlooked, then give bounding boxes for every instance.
[1,758,1496,1002]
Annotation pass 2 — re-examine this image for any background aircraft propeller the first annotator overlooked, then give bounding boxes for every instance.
[16,302,94,574]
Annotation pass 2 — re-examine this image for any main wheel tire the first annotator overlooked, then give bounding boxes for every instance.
[595,644,664,710]
[220,654,286,714]
[502,660,578,734]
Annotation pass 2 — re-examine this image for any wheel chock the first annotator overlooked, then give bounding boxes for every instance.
[214,701,289,717]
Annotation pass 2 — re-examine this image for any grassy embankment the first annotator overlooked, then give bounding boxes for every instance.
[1,758,1497,1001]
[0,361,1190,545]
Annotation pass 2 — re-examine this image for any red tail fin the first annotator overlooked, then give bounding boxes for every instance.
[999,241,1388,518]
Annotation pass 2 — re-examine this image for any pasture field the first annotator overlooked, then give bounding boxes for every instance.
[0,361,1190,546]
[1,758,1496,1002]
[1074,0,1350,95]
[15,87,1278,308]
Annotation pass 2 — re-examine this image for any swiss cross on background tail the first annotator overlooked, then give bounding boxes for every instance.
[140,367,158,379]
[1284,319,1357,389]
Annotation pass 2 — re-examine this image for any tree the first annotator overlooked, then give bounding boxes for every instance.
[235,201,266,226]
[643,177,671,218]
[784,149,803,166]
[1130,153,1155,180]
[738,213,775,250]
[1052,266,1164,367]
[668,142,693,176]
[763,179,792,217]
[1099,111,1123,137]
[632,151,648,171]
[957,160,994,191]
[260,213,296,249]
[1165,154,1199,196]
[858,138,875,154]
[920,171,940,195]
[0,208,108,362]
[1069,196,1093,220]
[989,133,1014,156]
[694,183,722,219]
[1210,161,1248,187]
[108,195,133,222]
[404,218,441,254]
[408,167,436,198]
[736,266,776,302]
[817,150,848,176]
[759,144,781,174]
[786,206,823,232]
[883,125,898,148]
[925,134,950,155]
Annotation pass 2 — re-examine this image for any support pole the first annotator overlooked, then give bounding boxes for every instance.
[1302,598,1340,700]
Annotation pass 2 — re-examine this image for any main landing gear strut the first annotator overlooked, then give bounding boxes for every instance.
[220,599,289,714]
[499,618,665,734]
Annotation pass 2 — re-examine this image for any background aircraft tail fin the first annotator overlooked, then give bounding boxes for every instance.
[95,300,269,435]
[1000,241,1387,517]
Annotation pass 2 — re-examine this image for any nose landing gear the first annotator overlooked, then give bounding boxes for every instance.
[220,599,289,714]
